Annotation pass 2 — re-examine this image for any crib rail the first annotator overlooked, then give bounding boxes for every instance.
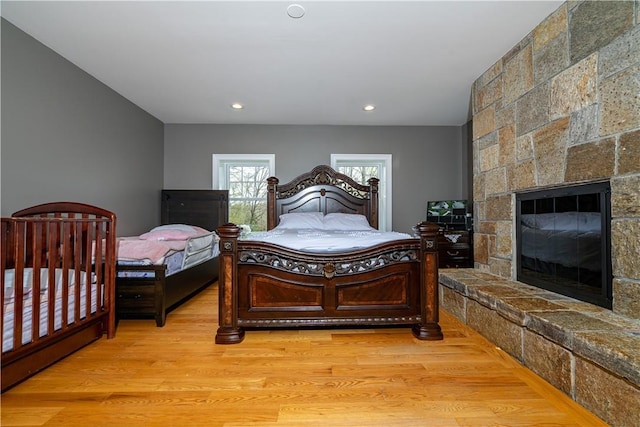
[1,204,117,360]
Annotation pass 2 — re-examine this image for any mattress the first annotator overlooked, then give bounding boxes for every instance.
[3,268,100,352]
[242,229,414,252]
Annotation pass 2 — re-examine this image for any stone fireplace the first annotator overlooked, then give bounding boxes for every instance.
[471,1,639,321]
[445,2,640,425]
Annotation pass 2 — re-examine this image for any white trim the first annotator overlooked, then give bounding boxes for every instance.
[212,154,275,189]
[331,154,392,231]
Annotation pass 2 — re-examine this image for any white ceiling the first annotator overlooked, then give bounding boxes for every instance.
[1,1,563,126]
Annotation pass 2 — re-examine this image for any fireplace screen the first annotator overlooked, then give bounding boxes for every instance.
[516,182,612,309]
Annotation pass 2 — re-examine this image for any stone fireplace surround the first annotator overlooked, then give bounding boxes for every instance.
[444,2,640,426]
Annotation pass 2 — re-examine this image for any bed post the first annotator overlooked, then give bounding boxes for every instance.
[367,177,379,230]
[267,176,279,230]
[215,223,245,344]
[412,221,444,340]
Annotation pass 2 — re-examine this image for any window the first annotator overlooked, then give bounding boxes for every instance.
[212,154,275,231]
[331,154,392,231]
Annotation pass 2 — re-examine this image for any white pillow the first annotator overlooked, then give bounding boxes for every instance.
[276,212,324,229]
[323,213,373,231]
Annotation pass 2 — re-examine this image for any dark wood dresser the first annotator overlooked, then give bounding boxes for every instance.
[426,202,473,269]
[437,229,472,268]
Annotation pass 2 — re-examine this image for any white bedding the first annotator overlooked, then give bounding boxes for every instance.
[242,228,414,252]
[3,268,100,352]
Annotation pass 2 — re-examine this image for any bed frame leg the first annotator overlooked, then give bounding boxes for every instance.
[215,326,245,344]
[415,221,444,341]
[215,224,245,344]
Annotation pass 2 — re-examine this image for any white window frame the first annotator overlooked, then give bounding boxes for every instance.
[331,154,392,231]
[212,154,275,190]
[212,154,275,230]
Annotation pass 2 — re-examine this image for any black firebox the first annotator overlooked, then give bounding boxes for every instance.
[516,181,612,309]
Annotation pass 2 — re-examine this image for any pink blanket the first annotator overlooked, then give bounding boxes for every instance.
[116,237,187,264]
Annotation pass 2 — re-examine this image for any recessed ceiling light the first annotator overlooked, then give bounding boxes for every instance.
[231,103,244,110]
[363,104,376,112]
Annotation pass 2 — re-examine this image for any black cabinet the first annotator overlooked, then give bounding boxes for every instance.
[426,200,473,269]
[437,230,472,268]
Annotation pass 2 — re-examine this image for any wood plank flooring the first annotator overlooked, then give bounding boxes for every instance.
[1,283,608,426]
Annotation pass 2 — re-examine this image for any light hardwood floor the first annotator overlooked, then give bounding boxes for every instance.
[1,283,607,426]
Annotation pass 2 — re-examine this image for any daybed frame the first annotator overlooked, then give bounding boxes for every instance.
[216,165,442,344]
[1,202,117,391]
[116,190,227,326]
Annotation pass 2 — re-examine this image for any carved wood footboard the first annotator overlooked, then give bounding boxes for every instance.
[215,221,442,344]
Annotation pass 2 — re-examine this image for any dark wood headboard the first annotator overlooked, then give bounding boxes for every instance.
[266,165,379,230]
[161,190,229,232]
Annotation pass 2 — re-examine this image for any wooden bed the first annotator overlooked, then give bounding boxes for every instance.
[1,202,117,391]
[215,165,442,344]
[116,190,227,326]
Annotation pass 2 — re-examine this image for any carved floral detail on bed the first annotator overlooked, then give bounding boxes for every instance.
[273,166,378,200]
[239,247,418,278]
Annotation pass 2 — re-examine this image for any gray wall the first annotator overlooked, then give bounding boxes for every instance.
[164,124,466,233]
[1,19,164,235]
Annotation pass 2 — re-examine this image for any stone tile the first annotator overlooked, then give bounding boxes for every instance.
[534,32,569,86]
[473,105,496,140]
[613,279,640,321]
[467,299,523,360]
[515,133,533,161]
[504,33,533,65]
[516,81,549,136]
[525,310,620,349]
[511,159,536,191]
[599,22,640,80]
[564,138,616,182]
[611,175,640,218]
[575,357,640,427]
[498,125,515,167]
[473,173,485,202]
[618,129,640,175]
[464,270,511,283]
[569,0,635,64]
[479,144,499,173]
[523,329,573,395]
[496,297,567,325]
[485,167,507,197]
[533,117,570,186]
[590,306,640,329]
[569,103,598,146]
[550,53,597,121]
[474,233,489,264]
[611,219,640,279]
[533,4,567,53]
[485,194,512,221]
[439,284,466,322]
[478,220,496,235]
[476,59,503,91]
[488,257,512,279]
[503,44,534,106]
[477,130,497,151]
[599,63,640,136]
[476,75,502,110]
[495,221,512,259]
[574,330,640,386]
[495,104,515,130]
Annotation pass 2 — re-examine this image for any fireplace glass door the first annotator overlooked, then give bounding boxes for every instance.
[516,182,612,308]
